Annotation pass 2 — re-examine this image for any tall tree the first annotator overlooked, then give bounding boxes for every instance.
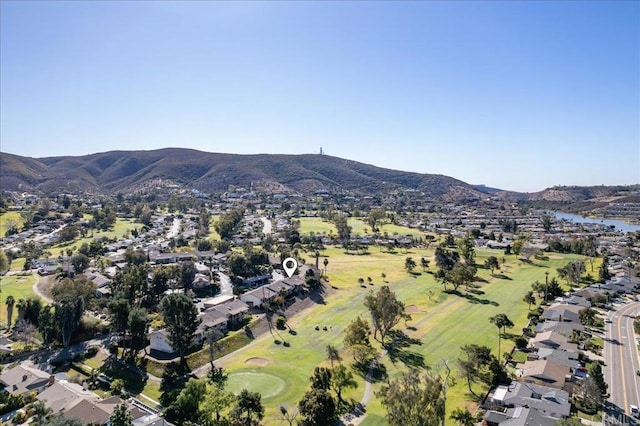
[108,298,131,342]
[326,344,340,368]
[450,407,475,426]
[484,256,500,276]
[376,369,445,426]
[230,389,264,425]
[160,293,200,365]
[342,320,363,348]
[127,307,150,357]
[420,257,430,272]
[330,365,357,404]
[364,285,410,344]
[405,257,417,273]
[310,367,332,391]
[52,276,97,311]
[181,260,197,292]
[54,297,84,347]
[522,291,536,310]
[298,388,336,426]
[5,296,15,329]
[457,344,499,397]
[0,251,9,273]
[598,256,611,283]
[488,314,514,357]
[109,402,133,426]
[166,378,207,425]
[201,382,236,423]
[444,262,477,292]
[333,215,351,244]
[38,305,55,345]
[557,260,585,286]
[457,236,476,266]
[546,277,564,300]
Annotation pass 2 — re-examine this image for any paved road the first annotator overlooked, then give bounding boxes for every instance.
[604,301,640,422]
[260,217,272,235]
[166,217,181,239]
[218,272,233,297]
[32,271,53,303]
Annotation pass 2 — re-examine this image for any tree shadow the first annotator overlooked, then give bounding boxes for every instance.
[100,355,148,395]
[502,332,520,341]
[494,274,512,280]
[464,390,485,403]
[385,330,426,369]
[336,398,360,416]
[308,285,327,305]
[457,291,499,306]
[353,360,388,383]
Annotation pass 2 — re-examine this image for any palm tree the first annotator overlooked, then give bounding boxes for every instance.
[489,313,513,357]
[523,291,536,310]
[16,298,27,322]
[5,296,15,329]
[450,407,475,426]
[323,258,329,277]
[326,344,340,368]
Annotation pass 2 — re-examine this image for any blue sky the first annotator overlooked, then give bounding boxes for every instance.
[1,1,638,192]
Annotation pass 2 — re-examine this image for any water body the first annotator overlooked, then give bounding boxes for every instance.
[554,211,640,233]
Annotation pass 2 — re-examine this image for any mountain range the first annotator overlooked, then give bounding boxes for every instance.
[0,149,482,199]
[1,149,637,209]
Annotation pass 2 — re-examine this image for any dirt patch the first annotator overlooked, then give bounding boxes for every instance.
[245,357,269,367]
[406,305,423,314]
[547,255,563,259]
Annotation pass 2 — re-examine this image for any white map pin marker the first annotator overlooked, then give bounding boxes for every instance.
[282,257,298,278]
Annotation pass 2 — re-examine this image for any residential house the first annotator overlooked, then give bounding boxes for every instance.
[484,381,571,418]
[0,362,53,395]
[530,330,578,352]
[242,274,271,289]
[541,304,581,323]
[149,329,175,354]
[517,359,570,389]
[240,286,278,308]
[37,380,99,413]
[483,406,559,426]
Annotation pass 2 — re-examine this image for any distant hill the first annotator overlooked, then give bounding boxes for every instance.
[500,185,640,216]
[473,184,504,195]
[0,149,483,199]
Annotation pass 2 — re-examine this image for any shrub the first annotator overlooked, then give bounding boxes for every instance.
[514,336,528,349]
[276,316,286,330]
[110,378,124,395]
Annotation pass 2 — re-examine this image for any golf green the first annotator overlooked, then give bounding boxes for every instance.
[226,371,287,400]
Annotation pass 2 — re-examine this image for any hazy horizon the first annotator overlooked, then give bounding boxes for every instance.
[1,1,638,192]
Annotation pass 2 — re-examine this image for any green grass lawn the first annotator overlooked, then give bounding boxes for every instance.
[216,246,588,424]
[207,215,221,241]
[0,211,23,237]
[298,217,337,235]
[47,218,142,257]
[0,274,38,328]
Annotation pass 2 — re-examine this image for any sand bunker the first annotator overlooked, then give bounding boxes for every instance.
[245,357,269,367]
[406,305,422,314]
